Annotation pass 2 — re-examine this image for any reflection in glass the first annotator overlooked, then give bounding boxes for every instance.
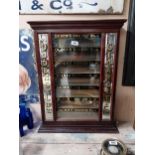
[38,34,53,120]
[102,33,117,120]
[53,34,101,121]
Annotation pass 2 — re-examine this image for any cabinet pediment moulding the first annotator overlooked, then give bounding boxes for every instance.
[28,20,126,31]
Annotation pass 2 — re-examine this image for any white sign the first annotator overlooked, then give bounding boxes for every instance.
[19,0,125,14]
[71,40,79,46]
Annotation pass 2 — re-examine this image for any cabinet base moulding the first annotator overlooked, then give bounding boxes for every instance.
[38,122,119,133]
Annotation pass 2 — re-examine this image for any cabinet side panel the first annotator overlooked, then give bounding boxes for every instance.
[102,32,118,121]
[38,34,54,121]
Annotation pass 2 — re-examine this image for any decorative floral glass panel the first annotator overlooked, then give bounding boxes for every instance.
[102,33,117,120]
[38,34,53,120]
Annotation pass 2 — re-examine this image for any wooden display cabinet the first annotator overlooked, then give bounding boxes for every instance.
[28,20,126,133]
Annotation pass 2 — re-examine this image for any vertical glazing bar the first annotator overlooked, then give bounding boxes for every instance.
[34,31,45,122]
[110,31,120,121]
[48,33,57,121]
[99,33,106,121]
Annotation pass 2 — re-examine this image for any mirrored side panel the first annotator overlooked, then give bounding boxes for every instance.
[38,34,53,121]
[102,33,117,120]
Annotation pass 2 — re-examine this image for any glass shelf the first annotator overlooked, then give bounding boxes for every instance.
[57,111,98,121]
[58,105,98,110]
[57,98,98,110]
[53,35,100,48]
[55,54,100,65]
[56,65,100,74]
[57,77,100,87]
[56,88,99,98]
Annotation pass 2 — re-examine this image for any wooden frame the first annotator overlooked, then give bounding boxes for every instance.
[28,20,126,133]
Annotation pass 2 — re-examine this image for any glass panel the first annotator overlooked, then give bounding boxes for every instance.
[53,34,101,121]
[38,34,53,121]
[102,33,117,120]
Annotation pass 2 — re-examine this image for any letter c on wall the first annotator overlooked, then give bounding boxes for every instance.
[50,0,62,10]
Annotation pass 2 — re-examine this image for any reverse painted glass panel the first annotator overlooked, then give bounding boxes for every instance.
[38,34,53,120]
[102,33,117,120]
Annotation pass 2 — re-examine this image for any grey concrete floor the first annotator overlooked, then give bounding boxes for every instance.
[20,122,135,155]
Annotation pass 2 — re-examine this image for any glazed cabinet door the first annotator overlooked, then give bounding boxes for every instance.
[52,33,102,121]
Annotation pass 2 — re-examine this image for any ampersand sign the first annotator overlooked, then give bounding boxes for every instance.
[31,0,43,10]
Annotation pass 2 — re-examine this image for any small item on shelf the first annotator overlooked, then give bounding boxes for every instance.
[66,98,71,104]
[90,34,96,38]
[74,98,81,105]
[71,40,79,47]
[89,63,96,69]
[62,86,69,89]
[88,98,93,105]
[90,75,95,82]
[82,98,88,104]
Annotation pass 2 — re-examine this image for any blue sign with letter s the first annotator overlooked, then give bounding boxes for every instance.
[19,29,39,103]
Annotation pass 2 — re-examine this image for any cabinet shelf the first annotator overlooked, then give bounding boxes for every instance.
[57,100,98,109]
[57,111,98,121]
[54,38,100,48]
[56,88,99,98]
[56,66,100,74]
[58,105,98,110]
[58,77,100,86]
[55,54,100,65]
